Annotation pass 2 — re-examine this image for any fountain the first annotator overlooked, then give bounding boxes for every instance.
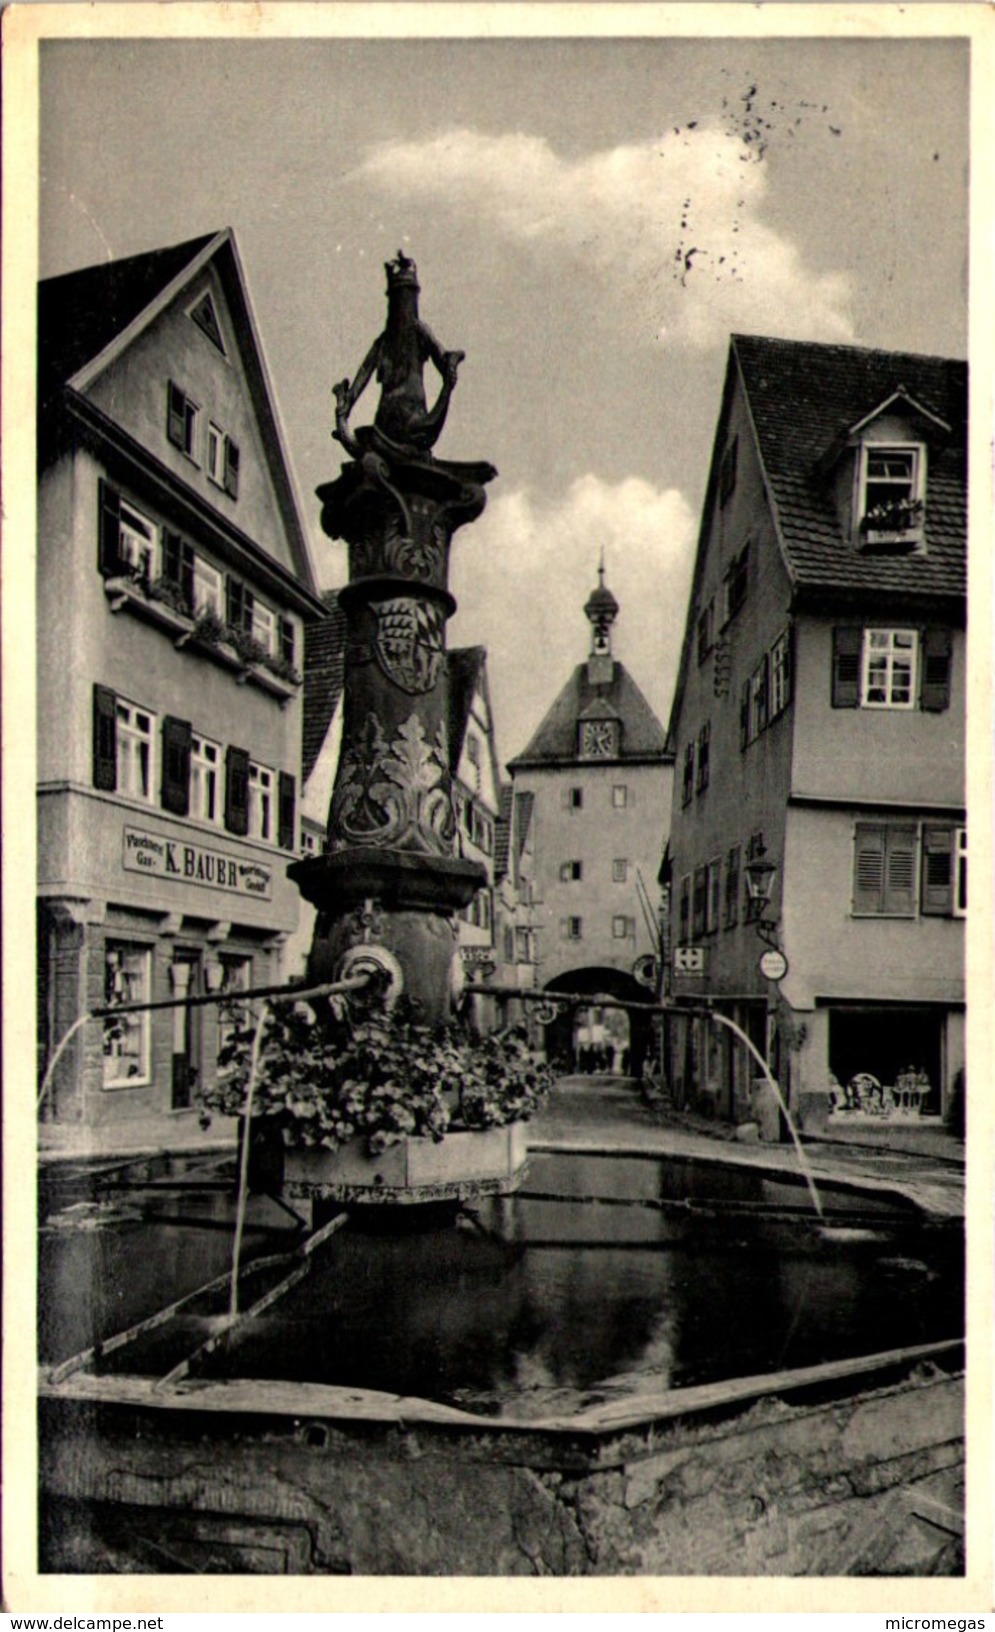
[34,258,966,1578]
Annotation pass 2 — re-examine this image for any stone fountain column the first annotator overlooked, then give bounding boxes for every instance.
[289,252,496,1024]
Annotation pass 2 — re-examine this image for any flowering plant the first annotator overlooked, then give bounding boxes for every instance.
[860,496,924,533]
[199,997,554,1156]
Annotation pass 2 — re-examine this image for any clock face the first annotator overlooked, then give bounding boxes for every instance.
[581,720,617,758]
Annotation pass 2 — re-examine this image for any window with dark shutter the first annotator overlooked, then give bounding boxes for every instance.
[93,684,117,790]
[278,771,296,851]
[98,481,123,576]
[692,865,707,939]
[225,746,250,836]
[160,716,192,816]
[920,628,953,712]
[853,822,917,915]
[921,825,954,915]
[832,627,863,707]
[167,381,187,448]
[226,576,253,632]
[739,678,751,750]
[279,617,296,668]
[161,531,195,610]
[224,440,241,499]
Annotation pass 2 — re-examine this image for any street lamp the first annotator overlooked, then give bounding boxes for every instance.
[744,837,779,948]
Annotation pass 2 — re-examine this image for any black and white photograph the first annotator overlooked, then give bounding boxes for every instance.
[3,1,992,1606]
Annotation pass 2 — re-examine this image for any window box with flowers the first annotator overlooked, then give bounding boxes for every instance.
[858,496,925,548]
[104,572,195,642]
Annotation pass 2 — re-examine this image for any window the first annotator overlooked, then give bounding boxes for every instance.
[769,629,792,719]
[858,443,924,539]
[706,859,721,935]
[612,916,635,940]
[750,656,769,737]
[724,845,741,928]
[279,617,297,670]
[189,292,227,355]
[564,916,583,941]
[566,787,584,810]
[719,436,738,507]
[692,866,707,940]
[612,858,628,883]
[681,742,695,807]
[193,557,224,619]
[116,699,156,802]
[191,736,222,825]
[217,954,252,1061]
[167,381,199,460]
[696,600,715,666]
[723,543,749,623]
[102,943,152,1088]
[559,860,583,882]
[852,822,917,916]
[612,784,628,809]
[679,875,691,943]
[862,628,918,709]
[119,501,159,580]
[248,761,274,842]
[921,824,968,918]
[206,421,240,497]
[251,600,276,656]
[696,721,711,794]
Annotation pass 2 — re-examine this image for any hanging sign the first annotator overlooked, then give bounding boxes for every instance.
[123,825,273,900]
[674,945,706,977]
[632,953,659,988]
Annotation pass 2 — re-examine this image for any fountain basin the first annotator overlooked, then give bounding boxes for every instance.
[280,1121,529,1205]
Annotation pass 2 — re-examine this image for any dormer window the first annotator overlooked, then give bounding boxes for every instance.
[856,442,925,549]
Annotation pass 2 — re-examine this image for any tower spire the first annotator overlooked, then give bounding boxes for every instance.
[584,555,619,659]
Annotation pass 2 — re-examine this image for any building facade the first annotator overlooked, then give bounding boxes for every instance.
[37,230,325,1137]
[508,571,673,1071]
[664,334,966,1128]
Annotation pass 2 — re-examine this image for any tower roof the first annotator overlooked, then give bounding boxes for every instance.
[508,661,670,770]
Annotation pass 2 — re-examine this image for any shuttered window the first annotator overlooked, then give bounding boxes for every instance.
[696,722,711,793]
[224,746,250,836]
[98,481,123,576]
[852,823,917,916]
[681,741,695,805]
[769,628,793,719]
[226,576,254,633]
[224,439,241,499]
[832,627,862,707]
[920,628,953,712]
[678,876,691,942]
[724,845,741,929]
[278,771,297,852]
[161,531,195,611]
[92,684,118,790]
[167,381,199,459]
[692,865,707,939]
[279,617,296,668]
[160,716,192,816]
[920,825,953,915]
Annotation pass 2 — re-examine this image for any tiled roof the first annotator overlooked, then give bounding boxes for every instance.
[38,234,218,411]
[508,661,670,769]
[302,591,348,782]
[732,334,967,604]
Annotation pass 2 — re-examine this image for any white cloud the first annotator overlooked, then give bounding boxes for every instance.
[448,474,697,765]
[356,126,854,350]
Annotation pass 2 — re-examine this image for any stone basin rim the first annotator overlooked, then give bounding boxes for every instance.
[39,1336,963,1443]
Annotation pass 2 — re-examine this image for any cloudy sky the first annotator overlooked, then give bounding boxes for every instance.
[38,23,969,763]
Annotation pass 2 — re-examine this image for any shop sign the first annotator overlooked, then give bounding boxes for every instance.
[674,945,706,977]
[123,825,273,900]
[460,946,496,965]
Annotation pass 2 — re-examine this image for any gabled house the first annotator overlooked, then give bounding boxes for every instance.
[664,334,966,1130]
[508,569,672,1072]
[36,229,325,1140]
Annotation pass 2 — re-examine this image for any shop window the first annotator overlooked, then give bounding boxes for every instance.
[559,860,583,882]
[102,943,152,1088]
[217,954,252,1062]
[191,735,222,825]
[852,822,917,916]
[248,762,274,843]
[167,380,199,461]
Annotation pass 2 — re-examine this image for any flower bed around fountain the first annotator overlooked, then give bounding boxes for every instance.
[199,996,553,1204]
